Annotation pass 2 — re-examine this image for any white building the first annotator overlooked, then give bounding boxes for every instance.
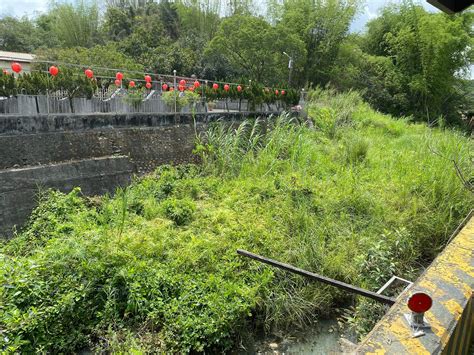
[0,50,35,74]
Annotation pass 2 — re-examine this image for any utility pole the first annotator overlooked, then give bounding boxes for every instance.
[283,52,293,87]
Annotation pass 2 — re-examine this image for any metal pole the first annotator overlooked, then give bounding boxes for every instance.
[288,60,293,87]
[283,52,293,87]
[173,69,177,114]
[237,249,396,305]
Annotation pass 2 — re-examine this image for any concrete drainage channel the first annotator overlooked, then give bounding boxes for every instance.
[2,112,471,354]
[0,111,280,238]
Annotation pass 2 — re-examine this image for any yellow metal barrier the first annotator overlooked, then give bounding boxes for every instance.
[356,214,474,354]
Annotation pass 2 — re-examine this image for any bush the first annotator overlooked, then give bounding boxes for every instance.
[344,135,369,164]
[162,90,200,112]
[161,198,196,225]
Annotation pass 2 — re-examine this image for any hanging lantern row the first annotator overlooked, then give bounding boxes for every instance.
[5,62,288,95]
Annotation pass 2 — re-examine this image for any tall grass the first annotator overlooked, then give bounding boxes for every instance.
[1,90,472,352]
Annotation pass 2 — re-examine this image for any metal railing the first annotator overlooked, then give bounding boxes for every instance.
[0,91,286,115]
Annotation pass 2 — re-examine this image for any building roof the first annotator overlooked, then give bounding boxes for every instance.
[0,51,35,63]
[427,0,472,13]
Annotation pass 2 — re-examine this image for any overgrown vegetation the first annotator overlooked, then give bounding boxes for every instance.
[1,91,472,352]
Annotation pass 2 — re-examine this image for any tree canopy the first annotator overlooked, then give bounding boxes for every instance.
[205,15,306,84]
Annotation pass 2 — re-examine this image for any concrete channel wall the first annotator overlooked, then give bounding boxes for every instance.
[0,157,134,237]
[356,213,474,354]
[0,111,280,238]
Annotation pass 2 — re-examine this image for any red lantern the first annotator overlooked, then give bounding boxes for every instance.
[116,72,123,81]
[146,82,152,89]
[84,69,93,78]
[194,80,200,88]
[11,62,22,73]
[224,84,230,92]
[281,90,286,96]
[179,79,186,86]
[49,66,59,76]
[213,83,219,90]
[178,84,185,92]
[115,79,121,87]
[145,75,152,83]
[129,80,136,88]
[237,85,242,92]
[162,83,168,91]
[275,89,279,95]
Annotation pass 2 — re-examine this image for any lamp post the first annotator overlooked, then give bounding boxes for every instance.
[283,51,293,87]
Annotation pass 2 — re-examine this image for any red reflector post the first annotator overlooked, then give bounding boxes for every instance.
[408,292,433,313]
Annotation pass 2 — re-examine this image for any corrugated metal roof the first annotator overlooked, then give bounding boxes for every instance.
[0,51,35,62]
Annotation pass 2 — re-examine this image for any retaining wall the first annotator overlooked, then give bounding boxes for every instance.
[0,111,281,237]
[0,157,133,237]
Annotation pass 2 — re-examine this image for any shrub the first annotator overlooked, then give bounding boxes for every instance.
[344,135,369,164]
[162,90,200,112]
[161,198,196,226]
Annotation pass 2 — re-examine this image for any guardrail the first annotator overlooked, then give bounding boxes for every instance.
[0,93,287,115]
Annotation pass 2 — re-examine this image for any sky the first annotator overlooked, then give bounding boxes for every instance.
[0,0,439,31]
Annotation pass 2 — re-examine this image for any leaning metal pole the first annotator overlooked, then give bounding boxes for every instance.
[237,249,396,305]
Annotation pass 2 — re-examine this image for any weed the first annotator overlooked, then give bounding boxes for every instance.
[1,90,472,352]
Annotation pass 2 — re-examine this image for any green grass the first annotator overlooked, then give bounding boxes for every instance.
[1,90,472,352]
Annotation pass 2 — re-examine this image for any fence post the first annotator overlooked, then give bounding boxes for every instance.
[173,70,177,114]
[204,80,208,113]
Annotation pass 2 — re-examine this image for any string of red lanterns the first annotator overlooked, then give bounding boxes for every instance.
[4,61,288,96]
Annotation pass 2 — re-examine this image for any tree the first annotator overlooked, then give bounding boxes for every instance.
[205,15,306,85]
[103,6,135,41]
[0,17,40,52]
[35,44,144,78]
[176,0,222,41]
[49,0,102,48]
[362,3,473,123]
[278,0,359,86]
[0,14,59,53]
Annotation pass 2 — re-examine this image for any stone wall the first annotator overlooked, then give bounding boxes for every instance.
[0,157,133,237]
[0,111,279,237]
